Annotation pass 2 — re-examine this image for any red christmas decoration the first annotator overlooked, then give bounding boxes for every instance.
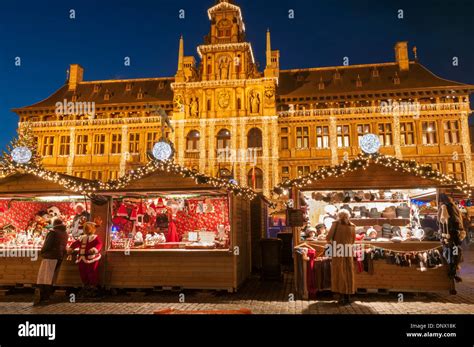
[116,203,128,217]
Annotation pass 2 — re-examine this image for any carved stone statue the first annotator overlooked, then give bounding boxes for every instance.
[250,90,261,114]
[148,104,174,138]
[219,57,230,80]
[190,98,199,117]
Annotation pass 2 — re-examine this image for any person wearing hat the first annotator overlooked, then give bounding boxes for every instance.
[305,227,317,241]
[68,218,103,297]
[326,210,356,305]
[316,223,328,240]
[34,218,69,305]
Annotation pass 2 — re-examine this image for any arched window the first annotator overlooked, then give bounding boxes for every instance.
[248,167,263,190]
[219,168,232,179]
[237,98,242,110]
[217,129,231,150]
[247,128,262,149]
[186,130,200,151]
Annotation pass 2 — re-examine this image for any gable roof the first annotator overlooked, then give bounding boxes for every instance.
[278,62,473,98]
[0,160,257,200]
[14,77,174,111]
[274,154,472,194]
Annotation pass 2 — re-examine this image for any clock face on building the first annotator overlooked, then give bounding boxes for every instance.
[152,141,173,161]
[217,19,231,28]
[359,133,381,154]
[11,146,32,164]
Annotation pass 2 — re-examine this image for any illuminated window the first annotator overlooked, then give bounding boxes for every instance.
[247,168,263,190]
[186,130,200,151]
[42,136,54,156]
[316,126,329,149]
[146,132,160,151]
[444,121,460,144]
[74,171,86,178]
[76,135,89,155]
[296,127,309,149]
[59,135,70,156]
[247,128,262,149]
[91,171,103,181]
[129,133,140,154]
[337,125,350,148]
[217,129,231,150]
[111,133,122,154]
[422,121,437,145]
[357,124,371,144]
[378,123,392,146]
[281,127,289,150]
[400,122,415,145]
[93,134,106,155]
[428,163,441,171]
[447,162,464,180]
[109,171,119,180]
[297,166,310,176]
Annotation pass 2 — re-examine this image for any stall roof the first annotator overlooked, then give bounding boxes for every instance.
[273,154,472,194]
[0,171,93,197]
[0,160,257,200]
[97,160,257,200]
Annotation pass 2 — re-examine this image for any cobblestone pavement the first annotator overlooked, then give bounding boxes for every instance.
[1,245,473,315]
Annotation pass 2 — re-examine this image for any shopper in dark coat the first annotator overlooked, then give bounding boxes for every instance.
[34,219,69,305]
[439,194,465,289]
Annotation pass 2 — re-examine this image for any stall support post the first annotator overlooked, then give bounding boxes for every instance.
[292,188,301,292]
[90,198,111,288]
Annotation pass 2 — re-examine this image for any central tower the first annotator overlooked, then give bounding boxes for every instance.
[171,0,280,196]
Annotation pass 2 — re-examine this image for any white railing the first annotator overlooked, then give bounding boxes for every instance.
[278,102,470,117]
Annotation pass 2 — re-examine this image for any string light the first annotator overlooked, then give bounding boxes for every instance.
[0,159,257,200]
[273,153,473,196]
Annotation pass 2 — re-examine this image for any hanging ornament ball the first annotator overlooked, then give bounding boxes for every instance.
[359,133,381,154]
[11,146,32,164]
[152,141,173,161]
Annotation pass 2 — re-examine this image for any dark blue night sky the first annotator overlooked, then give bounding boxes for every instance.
[0,0,473,149]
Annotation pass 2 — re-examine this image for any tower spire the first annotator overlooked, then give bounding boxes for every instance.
[177,35,184,72]
[266,29,272,68]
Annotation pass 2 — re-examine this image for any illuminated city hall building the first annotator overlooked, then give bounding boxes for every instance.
[13,0,474,197]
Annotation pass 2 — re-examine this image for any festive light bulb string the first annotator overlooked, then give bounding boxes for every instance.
[273,153,473,196]
[0,159,257,201]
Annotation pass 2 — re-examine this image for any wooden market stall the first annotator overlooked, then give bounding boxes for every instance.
[274,154,472,298]
[0,161,257,293]
[98,162,255,292]
[0,171,101,288]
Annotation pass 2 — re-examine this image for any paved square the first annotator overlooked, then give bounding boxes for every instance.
[1,245,473,315]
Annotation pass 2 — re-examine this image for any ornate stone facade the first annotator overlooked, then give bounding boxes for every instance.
[12,0,474,197]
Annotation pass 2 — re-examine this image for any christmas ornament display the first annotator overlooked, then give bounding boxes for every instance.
[359,133,381,154]
[152,141,173,161]
[11,147,32,164]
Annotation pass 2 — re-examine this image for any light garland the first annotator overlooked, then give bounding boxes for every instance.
[0,159,257,200]
[274,153,473,195]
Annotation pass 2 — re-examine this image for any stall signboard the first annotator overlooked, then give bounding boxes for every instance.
[286,209,305,227]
